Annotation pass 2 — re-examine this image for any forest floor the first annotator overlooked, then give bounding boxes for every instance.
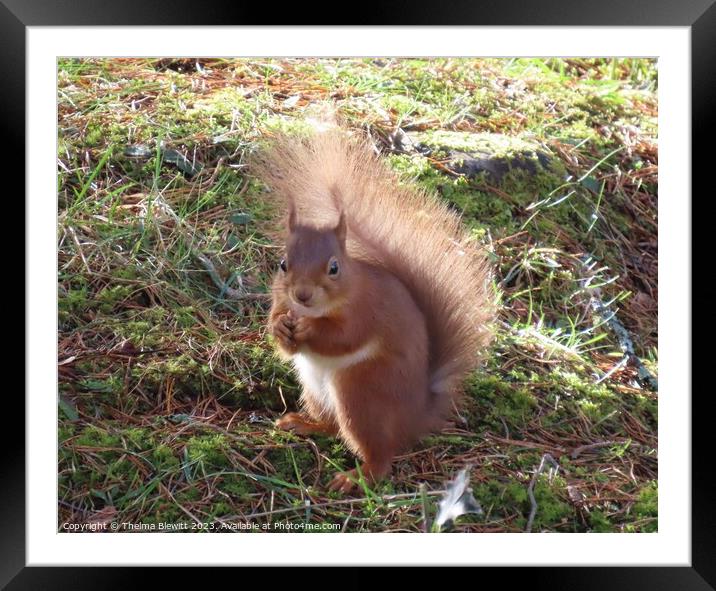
[58,58,658,533]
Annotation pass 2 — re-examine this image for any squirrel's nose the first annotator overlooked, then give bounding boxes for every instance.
[294,288,313,304]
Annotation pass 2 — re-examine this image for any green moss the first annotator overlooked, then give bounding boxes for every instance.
[123,427,154,450]
[176,487,202,503]
[530,476,573,531]
[209,501,233,516]
[632,481,657,532]
[264,445,315,485]
[536,369,625,434]
[84,124,105,147]
[96,284,134,313]
[221,474,251,500]
[175,306,197,329]
[186,87,251,119]
[59,286,90,314]
[76,375,123,399]
[58,423,76,441]
[99,306,172,349]
[185,434,232,469]
[74,425,123,448]
[112,266,140,280]
[218,343,299,409]
[143,500,183,524]
[413,130,543,157]
[106,457,136,480]
[135,353,207,386]
[589,509,615,532]
[464,374,538,432]
[152,444,180,470]
[422,433,477,449]
[381,94,425,119]
[384,130,638,276]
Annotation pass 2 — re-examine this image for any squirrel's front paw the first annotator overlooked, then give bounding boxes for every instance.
[270,314,296,351]
[291,316,314,343]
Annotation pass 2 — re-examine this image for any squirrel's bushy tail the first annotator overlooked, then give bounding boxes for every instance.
[252,128,496,411]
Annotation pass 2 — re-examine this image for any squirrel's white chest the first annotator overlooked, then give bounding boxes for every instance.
[291,341,378,418]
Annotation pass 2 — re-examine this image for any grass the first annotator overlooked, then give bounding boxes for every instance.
[57,57,658,533]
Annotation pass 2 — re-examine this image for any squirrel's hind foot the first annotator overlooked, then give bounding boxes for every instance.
[327,471,359,494]
[275,412,338,437]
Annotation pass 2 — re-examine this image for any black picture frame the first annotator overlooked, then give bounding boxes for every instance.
[10,1,711,587]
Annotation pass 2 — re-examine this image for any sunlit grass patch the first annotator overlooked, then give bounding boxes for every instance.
[58,57,657,533]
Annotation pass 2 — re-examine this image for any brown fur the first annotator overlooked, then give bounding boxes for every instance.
[252,128,496,492]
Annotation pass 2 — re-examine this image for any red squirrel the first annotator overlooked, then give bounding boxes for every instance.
[253,129,495,493]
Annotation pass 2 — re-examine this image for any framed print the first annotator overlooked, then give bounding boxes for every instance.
[10,0,712,586]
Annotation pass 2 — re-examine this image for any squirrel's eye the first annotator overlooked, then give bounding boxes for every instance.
[279,259,287,272]
[328,259,339,276]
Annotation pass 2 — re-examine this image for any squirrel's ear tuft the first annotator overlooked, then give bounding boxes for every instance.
[334,212,347,246]
[288,204,298,231]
